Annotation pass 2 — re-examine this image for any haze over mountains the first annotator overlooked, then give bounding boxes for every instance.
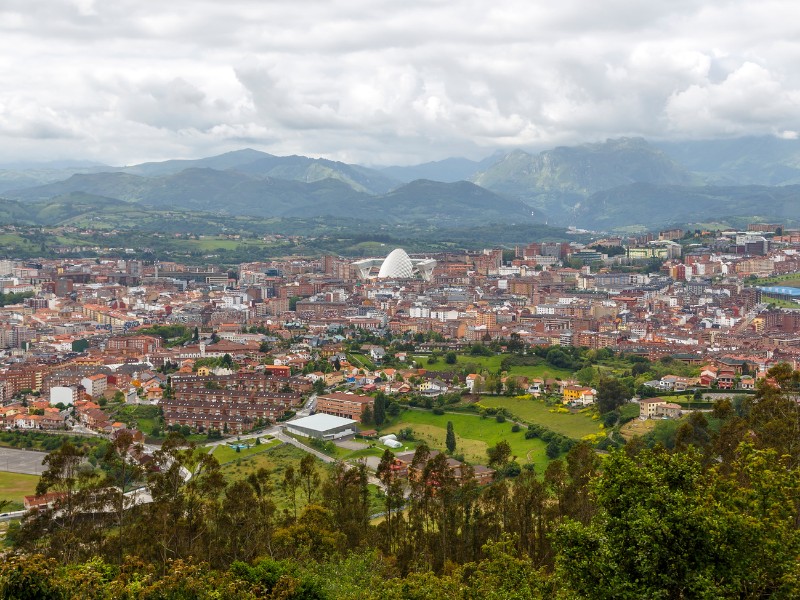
[2,136,800,231]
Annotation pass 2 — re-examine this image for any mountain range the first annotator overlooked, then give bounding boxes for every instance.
[2,136,800,231]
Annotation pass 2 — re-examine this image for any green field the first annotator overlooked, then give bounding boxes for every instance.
[414,354,573,380]
[348,353,376,370]
[209,438,281,464]
[746,274,800,288]
[285,432,391,461]
[478,397,601,439]
[0,472,39,509]
[382,409,550,473]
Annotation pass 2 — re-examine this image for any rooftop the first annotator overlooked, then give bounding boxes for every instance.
[287,413,356,432]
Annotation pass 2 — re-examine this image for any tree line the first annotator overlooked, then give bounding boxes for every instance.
[4,363,800,598]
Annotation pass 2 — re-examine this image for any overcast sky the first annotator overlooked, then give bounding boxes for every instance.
[1,0,798,166]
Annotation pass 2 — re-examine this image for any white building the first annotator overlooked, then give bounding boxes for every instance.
[80,374,107,399]
[50,386,78,406]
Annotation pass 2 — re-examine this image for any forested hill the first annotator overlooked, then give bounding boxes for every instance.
[4,362,800,599]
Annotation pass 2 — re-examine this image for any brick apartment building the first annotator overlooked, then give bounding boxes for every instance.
[163,372,303,433]
[316,392,374,422]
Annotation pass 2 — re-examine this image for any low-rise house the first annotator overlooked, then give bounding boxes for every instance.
[465,373,483,392]
[717,369,736,389]
[660,375,697,392]
[419,378,449,396]
[395,450,495,486]
[562,385,596,406]
[655,402,682,419]
[24,492,68,510]
[739,375,755,390]
[640,398,667,419]
[527,378,545,394]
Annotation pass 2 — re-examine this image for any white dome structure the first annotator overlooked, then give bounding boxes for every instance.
[378,248,414,279]
[352,248,437,281]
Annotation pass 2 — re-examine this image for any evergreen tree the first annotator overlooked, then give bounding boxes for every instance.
[374,392,387,426]
[361,405,374,425]
[446,421,456,454]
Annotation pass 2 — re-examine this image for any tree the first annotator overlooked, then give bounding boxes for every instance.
[361,405,374,426]
[595,377,630,414]
[298,454,321,505]
[445,351,457,365]
[322,461,370,548]
[282,466,300,520]
[555,446,800,599]
[546,439,561,459]
[377,449,404,553]
[103,429,145,564]
[445,421,456,454]
[373,392,387,427]
[487,440,512,469]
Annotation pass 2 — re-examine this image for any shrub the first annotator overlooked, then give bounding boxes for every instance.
[546,440,561,458]
[503,461,522,477]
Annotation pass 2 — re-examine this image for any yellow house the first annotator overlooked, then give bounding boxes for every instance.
[562,385,596,406]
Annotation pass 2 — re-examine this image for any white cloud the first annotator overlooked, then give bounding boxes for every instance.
[0,0,798,165]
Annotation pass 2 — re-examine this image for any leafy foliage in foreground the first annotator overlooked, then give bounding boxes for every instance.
[5,363,800,598]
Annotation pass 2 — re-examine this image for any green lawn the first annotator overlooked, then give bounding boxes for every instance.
[0,472,40,510]
[348,353,376,370]
[208,438,280,464]
[478,397,601,439]
[382,409,550,473]
[285,432,389,461]
[746,274,800,288]
[413,353,573,380]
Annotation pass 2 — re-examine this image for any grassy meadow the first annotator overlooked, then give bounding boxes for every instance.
[0,471,40,510]
[381,409,550,472]
[478,396,601,439]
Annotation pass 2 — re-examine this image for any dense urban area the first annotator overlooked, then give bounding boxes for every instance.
[2,222,800,598]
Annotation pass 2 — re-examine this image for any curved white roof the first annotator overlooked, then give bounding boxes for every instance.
[378,248,414,278]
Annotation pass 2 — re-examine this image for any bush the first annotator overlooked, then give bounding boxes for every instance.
[511,423,521,433]
[603,411,618,428]
[432,407,445,415]
[546,440,561,459]
[495,414,506,423]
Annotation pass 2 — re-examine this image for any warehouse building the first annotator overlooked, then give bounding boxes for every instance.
[284,413,357,440]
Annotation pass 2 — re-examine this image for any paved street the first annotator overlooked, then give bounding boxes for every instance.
[0,447,48,475]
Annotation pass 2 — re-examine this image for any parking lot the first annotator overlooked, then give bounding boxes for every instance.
[0,447,48,475]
